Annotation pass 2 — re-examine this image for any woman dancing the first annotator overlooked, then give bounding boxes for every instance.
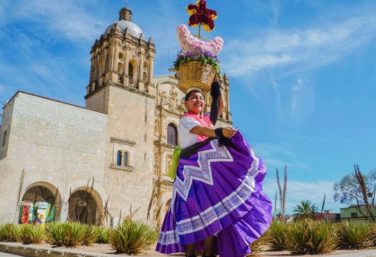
[156,81,272,257]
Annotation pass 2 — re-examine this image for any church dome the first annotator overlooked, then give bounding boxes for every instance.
[104,8,143,38]
[105,20,143,38]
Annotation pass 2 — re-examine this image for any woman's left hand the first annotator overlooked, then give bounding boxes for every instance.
[222,127,237,138]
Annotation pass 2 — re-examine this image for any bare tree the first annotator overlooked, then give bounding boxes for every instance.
[354,164,375,221]
[14,169,25,223]
[334,164,376,221]
[276,165,288,221]
[320,194,326,215]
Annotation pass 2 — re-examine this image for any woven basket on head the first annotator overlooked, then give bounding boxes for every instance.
[177,61,217,93]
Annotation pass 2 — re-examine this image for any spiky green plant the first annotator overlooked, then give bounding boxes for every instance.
[110,217,158,255]
[369,222,376,247]
[46,222,85,247]
[81,224,98,246]
[95,226,111,244]
[0,223,20,242]
[19,224,45,244]
[248,234,269,256]
[46,223,65,246]
[267,220,289,251]
[287,220,336,254]
[336,221,373,249]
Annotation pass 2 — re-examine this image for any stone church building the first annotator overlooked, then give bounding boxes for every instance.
[0,8,232,227]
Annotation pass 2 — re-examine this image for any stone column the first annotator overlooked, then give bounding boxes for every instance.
[59,201,69,222]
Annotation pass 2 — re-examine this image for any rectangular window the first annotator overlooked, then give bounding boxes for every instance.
[351,212,358,218]
[1,130,7,147]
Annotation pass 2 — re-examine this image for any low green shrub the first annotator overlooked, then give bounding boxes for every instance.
[81,225,98,246]
[370,223,376,247]
[110,218,158,254]
[19,224,45,244]
[336,221,373,249]
[0,224,20,242]
[287,220,336,254]
[267,220,289,251]
[95,226,111,244]
[248,234,269,256]
[46,222,85,247]
[46,223,65,246]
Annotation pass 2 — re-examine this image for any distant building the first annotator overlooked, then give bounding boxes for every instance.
[315,210,340,222]
[340,205,376,221]
[0,7,232,226]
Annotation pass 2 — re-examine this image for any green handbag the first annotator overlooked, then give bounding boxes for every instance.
[167,146,182,180]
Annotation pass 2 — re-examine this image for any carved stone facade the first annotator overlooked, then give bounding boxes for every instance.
[0,8,232,226]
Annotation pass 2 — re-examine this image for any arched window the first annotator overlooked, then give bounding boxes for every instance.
[123,152,128,167]
[128,62,134,84]
[116,151,122,166]
[167,124,178,146]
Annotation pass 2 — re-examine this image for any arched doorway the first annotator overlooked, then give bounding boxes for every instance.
[68,188,103,225]
[21,182,61,224]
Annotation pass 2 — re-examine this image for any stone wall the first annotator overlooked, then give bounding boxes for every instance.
[0,92,108,224]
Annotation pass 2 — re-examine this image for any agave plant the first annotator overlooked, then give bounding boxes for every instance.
[46,223,65,246]
[110,217,158,255]
[19,224,45,244]
[248,234,269,256]
[336,221,373,249]
[287,220,336,254]
[94,226,111,244]
[81,224,98,246]
[266,220,289,251]
[0,223,20,242]
[46,222,85,247]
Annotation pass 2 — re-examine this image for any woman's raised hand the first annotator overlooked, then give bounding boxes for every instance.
[222,127,237,138]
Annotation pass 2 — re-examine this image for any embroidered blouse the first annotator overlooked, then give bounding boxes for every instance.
[178,112,214,148]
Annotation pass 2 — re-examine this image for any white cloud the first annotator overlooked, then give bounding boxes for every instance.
[13,0,105,42]
[290,77,314,123]
[254,142,312,171]
[263,179,345,214]
[222,11,376,77]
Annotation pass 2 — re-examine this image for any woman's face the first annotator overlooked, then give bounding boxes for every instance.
[185,91,205,114]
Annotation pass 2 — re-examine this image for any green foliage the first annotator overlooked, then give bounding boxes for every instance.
[248,234,268,256]
[94,226,111,244]
[174,52,220,72]
[46,223,65,246]
[0,223,21,242]
[266,220,289,251]
[293,200,317,220]
[370,223,376,246]
[110,218,158,255]
[287,220,336,254]
[19,224,45,244]
[81,224,98,246]
[336,221,373,249]
[46,222,85,247]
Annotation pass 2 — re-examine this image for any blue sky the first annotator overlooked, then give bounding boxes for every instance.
[1,0,375,214]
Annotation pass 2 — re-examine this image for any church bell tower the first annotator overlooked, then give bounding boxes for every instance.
[83,8,157,221]
[85,7,156,113]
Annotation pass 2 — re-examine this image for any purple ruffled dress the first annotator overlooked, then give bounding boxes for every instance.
[156,131,272,257]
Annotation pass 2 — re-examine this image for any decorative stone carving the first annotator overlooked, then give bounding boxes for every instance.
[154,118,160,136]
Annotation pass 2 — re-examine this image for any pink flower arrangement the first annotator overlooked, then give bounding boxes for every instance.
[177,24,224,57]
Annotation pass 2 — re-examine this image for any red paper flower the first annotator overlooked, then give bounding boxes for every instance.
[186,0,217,32]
